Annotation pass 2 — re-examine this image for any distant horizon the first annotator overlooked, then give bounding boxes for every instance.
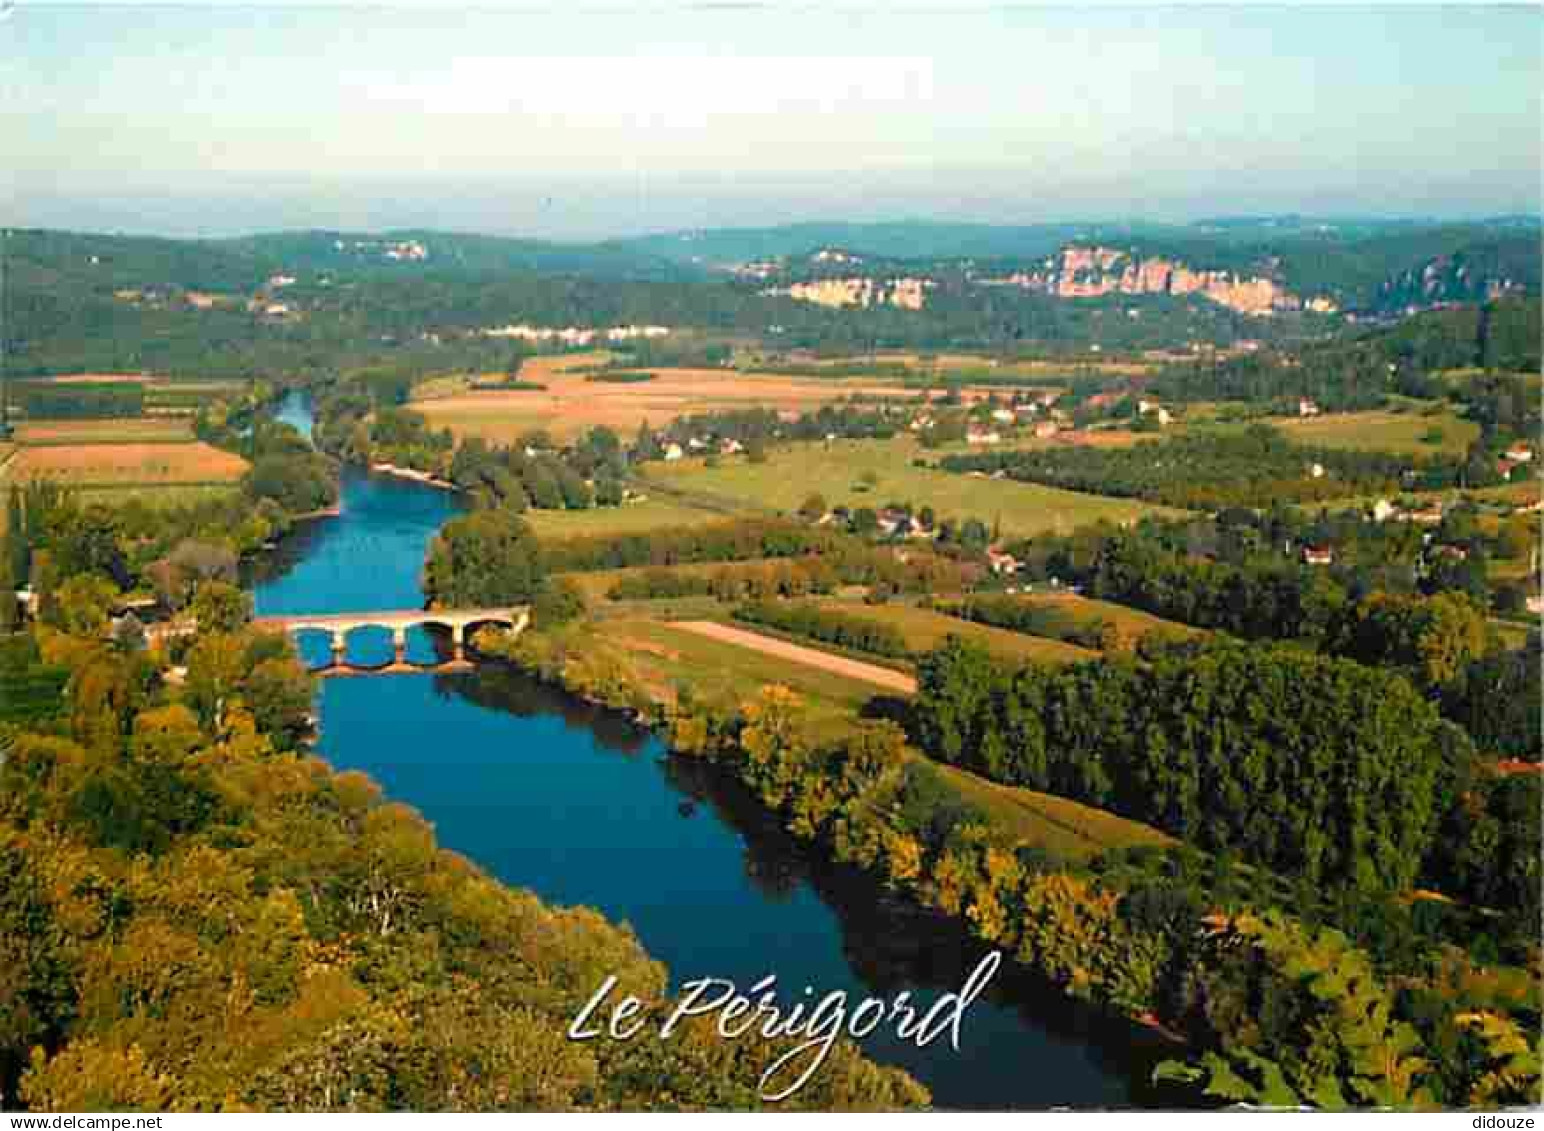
[12,206,1544,246]
[10,4,1539,240]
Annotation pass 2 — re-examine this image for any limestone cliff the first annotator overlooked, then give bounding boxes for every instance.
[982,245,1336,316]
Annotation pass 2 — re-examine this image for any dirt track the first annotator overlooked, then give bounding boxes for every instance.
[672,621,917,695]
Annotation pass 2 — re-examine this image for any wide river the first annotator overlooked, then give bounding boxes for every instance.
[248,393,1168,1109]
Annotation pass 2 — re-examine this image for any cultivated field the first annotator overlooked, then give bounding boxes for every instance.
[413,359,920,443]
[1271,409,1481,456]
[671,620,918,694]
[645,435,1182,537]
[1007,592,1207,645]
[13,418,196,445]
[601,618,887,728]
[931,763,1175,859]
[829,600,1098,665]
[554,558,794,601]
[522,497,727,539]
[74,485,243,510]
[0,441,248,488]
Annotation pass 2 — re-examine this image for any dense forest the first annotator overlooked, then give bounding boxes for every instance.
[0,614,926,1109]
[911,639,1474,896]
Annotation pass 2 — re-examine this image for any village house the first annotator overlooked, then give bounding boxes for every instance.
[1371,498,1398,523]
[1431,544,1469,562]
[1302,545,1335,566]
[1033,421,1060,439]
[1298,398,1321,417]
[719,438,744,455]
[1309,462,1326,479]
[1504,442,1534,463]
[991,408,1015,424]
[662,443,684,461]
[986,548,1020,575]
[1405,504,1445,526]
[966,428,1001,446]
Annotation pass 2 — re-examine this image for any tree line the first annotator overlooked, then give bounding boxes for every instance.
[911,637,1470,896]
[480,617,1540,1110]
[941,426,1466,510]
[733,601,910,659]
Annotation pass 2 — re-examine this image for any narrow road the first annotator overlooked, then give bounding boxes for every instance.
[672,620,918,695]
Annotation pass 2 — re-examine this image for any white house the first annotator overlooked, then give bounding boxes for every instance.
[1298,398,1321,417]
[1371,498,1398,523]
[663,443,684,461]
[1504,443,1534,464]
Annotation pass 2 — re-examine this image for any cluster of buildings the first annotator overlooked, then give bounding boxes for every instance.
[331,238,429,261]
[483,324,671,346]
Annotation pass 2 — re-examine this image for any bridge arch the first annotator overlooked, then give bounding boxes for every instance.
[254,605,530,674]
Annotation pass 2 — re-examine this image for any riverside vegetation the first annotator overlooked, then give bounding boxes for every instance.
[466,568,1539,1110]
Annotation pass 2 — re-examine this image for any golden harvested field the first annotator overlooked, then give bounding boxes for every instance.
[414,362,918,443]
[15,418,195,445]
[1,442,248,487]
[646,435,1183,538]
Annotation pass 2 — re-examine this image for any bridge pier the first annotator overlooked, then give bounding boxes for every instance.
[330,628,347,668]
[392,625,408,665]
[450,621,465,662]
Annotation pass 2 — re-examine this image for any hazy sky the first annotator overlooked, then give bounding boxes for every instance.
[6,3,1541,238]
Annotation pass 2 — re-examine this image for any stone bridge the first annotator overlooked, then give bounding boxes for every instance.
[254,606,529,673]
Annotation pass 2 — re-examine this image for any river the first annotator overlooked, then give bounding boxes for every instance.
[248,392,1169,1109]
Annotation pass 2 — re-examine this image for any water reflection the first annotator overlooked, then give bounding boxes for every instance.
[409,662,1174,1108]
[254,394,1175,1109]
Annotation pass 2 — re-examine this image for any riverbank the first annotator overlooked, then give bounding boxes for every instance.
[370,461,457,490]
[469,624,1192,1054]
